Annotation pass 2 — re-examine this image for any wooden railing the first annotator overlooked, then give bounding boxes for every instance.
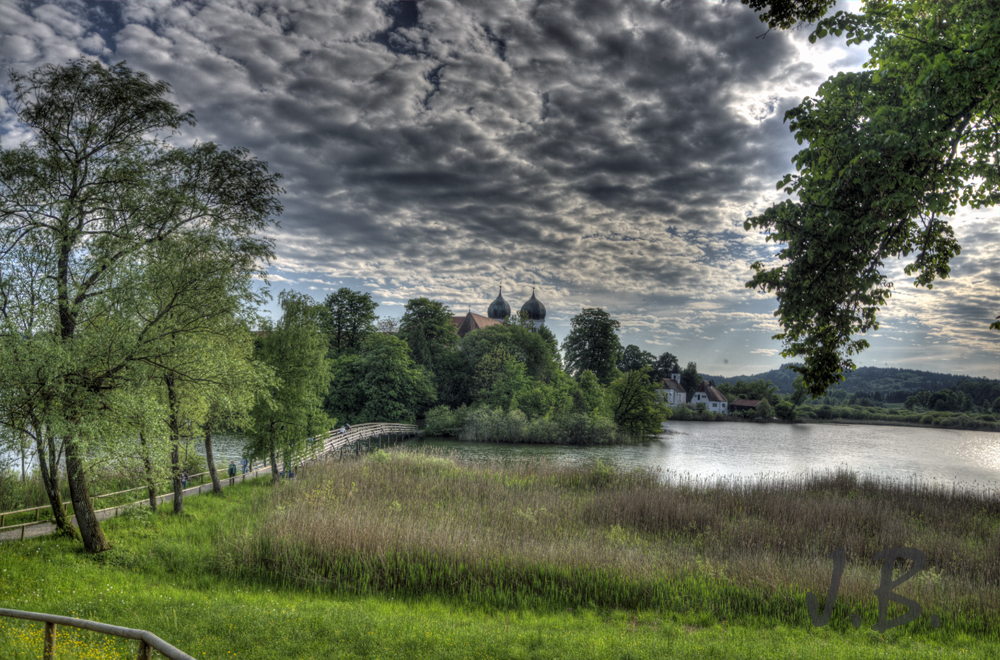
[0,608,195,660]
[0,423,419,539]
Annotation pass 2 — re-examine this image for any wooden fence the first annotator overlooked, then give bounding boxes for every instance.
[0,422,419,539]
[0,608,196,660]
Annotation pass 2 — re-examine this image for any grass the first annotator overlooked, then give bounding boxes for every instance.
[0,448,998,659]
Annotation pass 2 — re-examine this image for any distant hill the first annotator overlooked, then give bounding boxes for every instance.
[702,365,1000,405]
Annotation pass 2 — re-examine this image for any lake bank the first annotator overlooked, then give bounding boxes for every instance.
[2,451,997,659]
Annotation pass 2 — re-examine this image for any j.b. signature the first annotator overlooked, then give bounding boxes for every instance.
[808,547,941,632]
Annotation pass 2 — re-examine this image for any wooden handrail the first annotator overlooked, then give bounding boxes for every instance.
[1,423,419,536]
[0,608,195,660]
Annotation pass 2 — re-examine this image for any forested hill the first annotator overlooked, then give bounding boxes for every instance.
[705,365,1000,405]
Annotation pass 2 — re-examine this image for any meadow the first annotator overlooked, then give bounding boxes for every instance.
[1,447,997,659]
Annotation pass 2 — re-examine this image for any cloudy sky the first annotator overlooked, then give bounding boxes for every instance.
[2,0,997,380]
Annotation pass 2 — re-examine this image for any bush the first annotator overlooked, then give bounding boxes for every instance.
[424,405,469,437]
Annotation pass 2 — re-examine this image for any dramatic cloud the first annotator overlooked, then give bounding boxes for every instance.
[2,0,995,378]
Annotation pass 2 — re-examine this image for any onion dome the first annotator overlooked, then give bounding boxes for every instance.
[520,287,546,325]
[487,286,511,320]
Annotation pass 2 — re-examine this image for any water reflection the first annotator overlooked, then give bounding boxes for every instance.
[420,421,999,495]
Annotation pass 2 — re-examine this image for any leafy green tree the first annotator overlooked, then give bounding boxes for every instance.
[756,398,774,420]
[460,324,560,384]
[397,298,459,381]
[321,288,378,357]
[247,292,331,483]
[717,379,780,405]
[536,325,561,368]
[608,367,668,437]
[325,333,436,424]
[680,362,701,401]
[0,60,282,551]
[745,0,1000,396]
[562,308,623,385]
[775,401,797,422]
[474,345,529,411]
[618,345,655,373]
[652,351,680,381]
[572,370,609,419]
[741,0,834,30]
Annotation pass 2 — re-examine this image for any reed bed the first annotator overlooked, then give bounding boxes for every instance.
[217,448,999,636]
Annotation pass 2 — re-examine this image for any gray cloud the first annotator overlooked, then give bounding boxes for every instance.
[2,0,995,378]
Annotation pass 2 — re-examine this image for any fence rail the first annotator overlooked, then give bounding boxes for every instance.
[0,608,196,660]
[0,423,419,538]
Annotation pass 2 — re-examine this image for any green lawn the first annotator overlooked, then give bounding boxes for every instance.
[0,460,996,660]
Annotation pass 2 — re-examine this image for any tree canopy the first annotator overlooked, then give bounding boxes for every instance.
[0,59,282,551]
[618,344,655,374]
[321,288,377,357]
[562,308,623,385]
[745,0,1000,397]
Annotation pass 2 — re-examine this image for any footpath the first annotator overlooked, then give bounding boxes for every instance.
[0,464,273,543]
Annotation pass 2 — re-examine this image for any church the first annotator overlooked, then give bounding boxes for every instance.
[451,287,547,338]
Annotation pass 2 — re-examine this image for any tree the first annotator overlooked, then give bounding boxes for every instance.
[652,351,680,381]
[325,333,436,424]
[246,292,330,483]
[741,0,835,31]
[0,60,282,552]
[474,345,529,411]
[618,344,656,373]
[608,367,668,437]
[321,288,378,356]
[745,1,1000,397]
[397,298,459,371]
[717,379,780,405]
[562,308,623,385]
[756,398,774,420]
[680,362,701,401]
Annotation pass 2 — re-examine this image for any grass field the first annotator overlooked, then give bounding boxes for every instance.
[1,447,997,659]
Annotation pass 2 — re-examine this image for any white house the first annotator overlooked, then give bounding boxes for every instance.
[691,380,728,414]
[657,373,687,408]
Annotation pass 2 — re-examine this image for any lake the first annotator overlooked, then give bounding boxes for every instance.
[5,422,997,496]
[420,421,1000,495]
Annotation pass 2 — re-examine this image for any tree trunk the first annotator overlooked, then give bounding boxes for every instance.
[64,436,109,552]
[166,374,183,514]
[204,423,223,494]
[270,447,280,484]
[139,432,157,512]
[35,428,76,539]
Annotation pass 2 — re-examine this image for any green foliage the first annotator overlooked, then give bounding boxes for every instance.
[679,361,701,400]
[397,298,459,370]
[0,59,282,549]
[774,400,797,422]
[320,288,377,357]
[651,351,680,381]
[561,308,623,385]
[423,404,470,437]
[326,333,436,424]
[460,323,560,384]
[756,398,774,419]
[745,1,1000,396]
[572,370,610,419]
[246,291,331,463]
[716,378,781,405]
[473,344,528,411]
[608,367,668,438]
[741,0,836,30]
[617,344,655,373]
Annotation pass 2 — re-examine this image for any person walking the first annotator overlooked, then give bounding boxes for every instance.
[241,457,248,475]
[228,461,237,486]
[181,470,189,489]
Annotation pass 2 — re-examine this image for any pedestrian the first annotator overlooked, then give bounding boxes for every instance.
[181,471,188,489]
[241,457,248,475]
[228,461,237,486]
[346,423,351,432]
[340,426,345,435]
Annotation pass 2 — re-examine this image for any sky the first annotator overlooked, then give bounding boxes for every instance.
[2,0,997,380]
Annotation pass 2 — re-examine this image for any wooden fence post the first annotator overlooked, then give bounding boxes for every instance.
[137,639,152,660]
[43,622,56,660]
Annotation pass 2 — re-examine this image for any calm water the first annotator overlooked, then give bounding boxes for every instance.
[5,423,998,495]
[420,421,1000,495]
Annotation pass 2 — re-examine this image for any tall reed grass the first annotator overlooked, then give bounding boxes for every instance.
[216,448,999,636]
